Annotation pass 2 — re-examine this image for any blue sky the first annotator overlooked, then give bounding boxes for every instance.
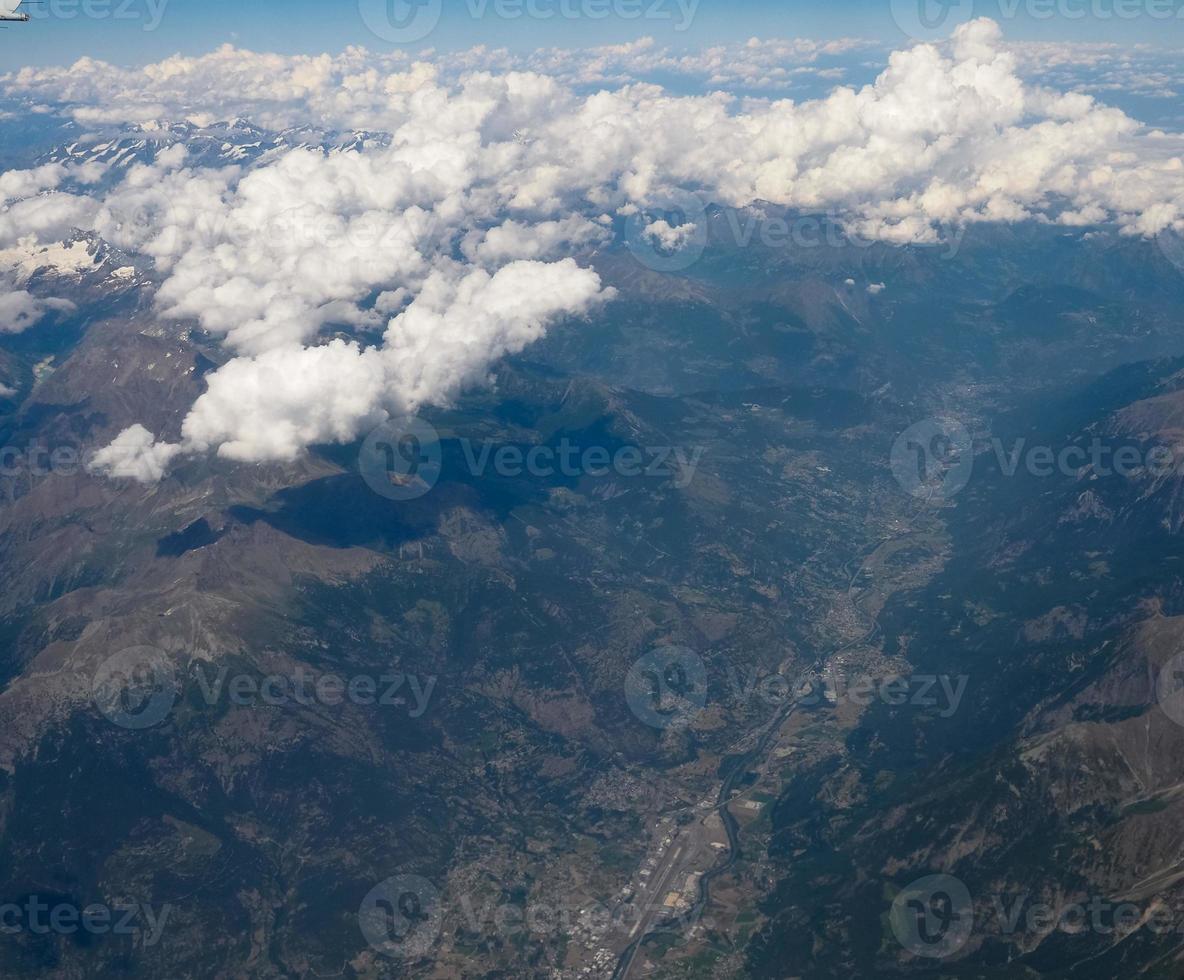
[2,0,1181,71]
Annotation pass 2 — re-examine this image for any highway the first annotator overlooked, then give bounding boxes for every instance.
[612,517,922,979]
[612,697,798,980]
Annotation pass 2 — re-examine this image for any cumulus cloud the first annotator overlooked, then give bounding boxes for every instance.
[176,341,391,463]
[643,219,698,252]
[156,259,609,465]
[87,424,183,483]
[0,37,878,133]
[462,216,610,265]
[0,290,75,333]
[4,18,1184,481]
[0,163,104,249]
[1012,41,1184,104]
[0,164,67,203]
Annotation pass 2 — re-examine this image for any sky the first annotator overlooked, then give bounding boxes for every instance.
[3,0,1183,71]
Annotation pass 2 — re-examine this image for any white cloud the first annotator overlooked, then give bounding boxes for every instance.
[176,341,391,463]
[0,164,67,203]
[1010,40,1184,103]
[643,219,698,252]
[168,259,609,465]
[87,424,183,483]
[0,37,878,133]
[463,215,609,265]
[0,289,75,333]
[3,18,1182,481]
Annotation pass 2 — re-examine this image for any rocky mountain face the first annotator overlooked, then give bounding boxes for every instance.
[747,355,1184,977]
[3,122,1184,977]
[0,202,903,978]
